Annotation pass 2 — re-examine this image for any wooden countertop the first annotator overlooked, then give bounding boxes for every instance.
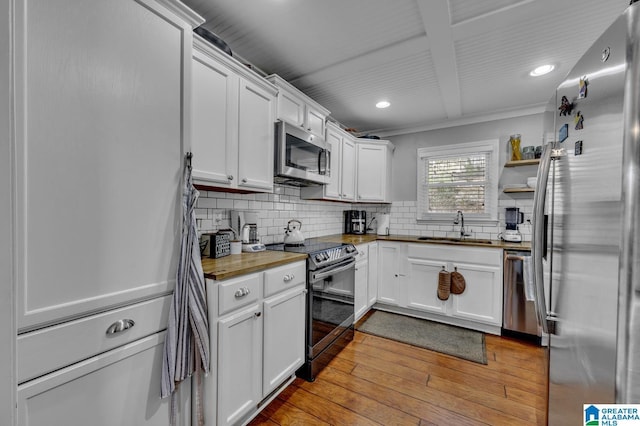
[202,234,531,281]
[201,251,307,281]
[316,234,532,250]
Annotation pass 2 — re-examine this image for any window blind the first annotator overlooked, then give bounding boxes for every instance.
[417,140,499,221]
[425,154,488,213]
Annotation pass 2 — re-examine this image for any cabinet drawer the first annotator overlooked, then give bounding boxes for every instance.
[17,331,189,426]
[17,295,171,384]
[218,273,261,315]
[264,261,306,297]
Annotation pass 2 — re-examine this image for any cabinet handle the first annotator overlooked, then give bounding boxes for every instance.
[227,175,233,181]
[283,274,294,282]
[106,319,135,335]
[234,287,250,298]
[254,312,262,318]
[242,178,247,183]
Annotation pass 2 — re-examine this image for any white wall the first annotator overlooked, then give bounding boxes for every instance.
[1,0,16,423]
[386,113,545,241]
[389,113,544,200]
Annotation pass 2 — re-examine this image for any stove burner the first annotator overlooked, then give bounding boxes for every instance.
[266,238,356,269]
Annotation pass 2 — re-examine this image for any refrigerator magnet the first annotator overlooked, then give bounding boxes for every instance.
[559,96,574,116]
[575,111,584,130]
[575,140,583,155]
[559,123,569,142]
[579,77,588,99]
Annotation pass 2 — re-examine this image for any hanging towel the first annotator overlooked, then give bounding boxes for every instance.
[523,255,535,301]
[162,155,210,426]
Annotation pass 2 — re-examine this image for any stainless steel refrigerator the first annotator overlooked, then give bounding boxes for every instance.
[532,2,640,424]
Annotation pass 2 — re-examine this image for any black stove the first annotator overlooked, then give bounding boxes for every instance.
[267,238,356,270]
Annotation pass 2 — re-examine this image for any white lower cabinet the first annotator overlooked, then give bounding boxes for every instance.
[377,242,406,305]
[263,287,305,396]
[17,332,189,426]
[354,244,369,321]
[208,261,306,426]
[217,303,263,426]
[367,242,379,308]
[378,242,503,334]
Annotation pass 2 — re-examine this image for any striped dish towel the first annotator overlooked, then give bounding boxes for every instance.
[162,155,210,425]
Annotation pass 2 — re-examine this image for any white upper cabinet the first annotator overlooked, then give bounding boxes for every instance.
[13,0,202,331]
[191,53,237,186]
[266,74,330,140]
[356,139,394,203]
[300,122,356,201]
[191,37,277,192]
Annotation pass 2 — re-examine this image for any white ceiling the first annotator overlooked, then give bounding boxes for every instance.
[183,0,630,135]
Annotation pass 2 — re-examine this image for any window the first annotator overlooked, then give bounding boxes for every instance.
[417,139,499,222]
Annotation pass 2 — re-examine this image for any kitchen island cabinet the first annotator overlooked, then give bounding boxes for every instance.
[205,260,306,426]
[191,36,277,192]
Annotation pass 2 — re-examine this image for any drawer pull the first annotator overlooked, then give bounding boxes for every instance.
[283,274,295,282]
[106,319,135,335]
[234,287,251,298]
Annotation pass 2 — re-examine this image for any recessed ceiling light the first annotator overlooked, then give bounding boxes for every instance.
[530,64,555,77]
[376,101,390,109]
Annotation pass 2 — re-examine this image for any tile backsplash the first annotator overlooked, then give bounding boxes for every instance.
[195,184,533,244]
[195,185,389,245]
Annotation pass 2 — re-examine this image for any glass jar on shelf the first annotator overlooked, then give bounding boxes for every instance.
[509,134,522,161]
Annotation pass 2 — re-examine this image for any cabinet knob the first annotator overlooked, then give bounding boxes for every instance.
[242,178,247,183]
[283,274,294,282]
[227,175,233,181]
[254,312,262,318]
[234,287,250,298]
[106,319,135,335]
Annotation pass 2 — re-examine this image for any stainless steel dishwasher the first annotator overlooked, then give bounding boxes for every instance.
[503,250,541,343]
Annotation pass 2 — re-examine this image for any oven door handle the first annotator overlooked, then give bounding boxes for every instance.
[310,258,356,283]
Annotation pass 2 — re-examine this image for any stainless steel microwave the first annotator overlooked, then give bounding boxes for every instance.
[274,121,330,186]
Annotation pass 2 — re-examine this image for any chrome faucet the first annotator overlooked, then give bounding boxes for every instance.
[454,210,465,239]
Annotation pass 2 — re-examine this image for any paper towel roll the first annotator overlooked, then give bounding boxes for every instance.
[377,214,390,235]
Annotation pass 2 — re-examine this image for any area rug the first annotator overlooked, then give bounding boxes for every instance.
[356,310,487,364]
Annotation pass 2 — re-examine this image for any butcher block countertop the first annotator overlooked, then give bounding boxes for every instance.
[316,234,532,251]
[202,234,531,281]
[201,251,307,281]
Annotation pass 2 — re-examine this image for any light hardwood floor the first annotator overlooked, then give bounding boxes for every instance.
[249,319,548,425]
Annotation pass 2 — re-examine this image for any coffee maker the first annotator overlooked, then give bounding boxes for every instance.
[503,207,524,242]
[344,210,366,235]
[231,210,265,251]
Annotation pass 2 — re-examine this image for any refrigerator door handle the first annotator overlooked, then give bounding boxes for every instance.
[532,144,553,334]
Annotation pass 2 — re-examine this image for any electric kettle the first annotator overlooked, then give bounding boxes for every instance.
[283,219,305,246]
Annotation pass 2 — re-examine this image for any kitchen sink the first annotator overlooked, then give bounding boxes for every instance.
[417,236,493,245]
